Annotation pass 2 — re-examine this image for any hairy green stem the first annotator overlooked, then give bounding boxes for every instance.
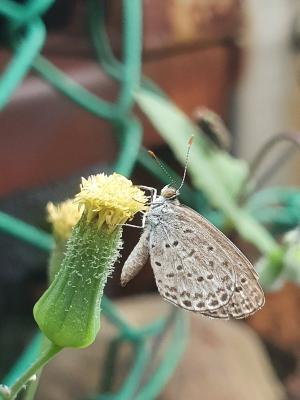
[1,342,61,400]
[34,217,122,348]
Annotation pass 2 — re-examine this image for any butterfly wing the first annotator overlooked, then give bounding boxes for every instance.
[149,203,264,318]
[202,262,265,319]
[149,204,236,313]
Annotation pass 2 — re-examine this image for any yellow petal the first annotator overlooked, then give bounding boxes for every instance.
[75,173,147,230]
[47,199,82,240]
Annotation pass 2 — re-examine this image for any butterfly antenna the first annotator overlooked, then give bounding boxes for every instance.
[177,135,194,191]
[148,150,177,187]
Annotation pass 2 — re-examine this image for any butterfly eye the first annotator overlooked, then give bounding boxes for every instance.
[160,186,177,199]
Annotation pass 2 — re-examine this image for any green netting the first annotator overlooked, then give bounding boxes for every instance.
[0,1,187,399]
[2,1,300,399]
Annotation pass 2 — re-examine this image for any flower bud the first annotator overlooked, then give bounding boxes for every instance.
[46,200,82,282]
[34,173,147,348]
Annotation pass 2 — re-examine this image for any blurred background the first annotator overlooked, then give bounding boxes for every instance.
[1,1,300,399]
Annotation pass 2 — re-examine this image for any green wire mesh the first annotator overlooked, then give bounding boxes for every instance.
[2,1,300,399]
[0,1,187,399]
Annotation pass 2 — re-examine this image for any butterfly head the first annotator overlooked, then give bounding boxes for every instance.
[160,185,179,200]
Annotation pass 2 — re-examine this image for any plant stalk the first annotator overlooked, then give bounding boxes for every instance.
[1,342,61,400]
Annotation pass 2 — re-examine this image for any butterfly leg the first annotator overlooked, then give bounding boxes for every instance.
[119,212,148,229]
[137,186,157,203]
[121,187,156,229]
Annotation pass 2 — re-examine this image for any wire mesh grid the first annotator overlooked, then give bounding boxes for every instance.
[0,1,187,399]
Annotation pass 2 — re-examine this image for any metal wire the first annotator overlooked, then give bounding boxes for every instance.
[1,2,300,399]
[0,2,186,399]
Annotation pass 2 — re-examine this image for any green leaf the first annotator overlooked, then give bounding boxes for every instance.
[209,151,248,198]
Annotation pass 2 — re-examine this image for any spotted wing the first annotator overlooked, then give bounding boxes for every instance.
[149,204,264,318]
[202,261,265,319]
[149,205,235,313]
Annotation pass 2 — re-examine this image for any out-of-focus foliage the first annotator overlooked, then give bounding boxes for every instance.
[136,88,278,255]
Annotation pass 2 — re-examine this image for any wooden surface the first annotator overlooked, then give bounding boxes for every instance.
[36,294,285,400]
[0,43,238,196]
[0,0,241,196]
[108,0,242,55]
[44,0,242,57]
[248,283,300,350]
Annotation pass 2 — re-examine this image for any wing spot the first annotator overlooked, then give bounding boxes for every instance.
[183,300,192,307]
[170,287,177,292]
[241,277,247,284]
[207,274,214,280]
[158,279,162,283]
[208,260,214,266]
[151,244,155,248]
[221,293,228,301]
[166,273,175,278]
[177,265,183,271]
[173,241,179,246]
[165,243,170,248]
[181,291,191,298]
[195,293,203,299]
[165,292,170,297]
[197,276,204,282]
[171,295,177,300]
[208,245,214,251]
[187,273,192,278]
[188,250,195,257]
[155,261,162,266]
[197,302,205,309]
[223,261,229,267]
[184,229,193,233]
[210,300,219,307]
[235,286,243,292]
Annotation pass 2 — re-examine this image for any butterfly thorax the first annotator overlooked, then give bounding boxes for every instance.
[146,194,180,226]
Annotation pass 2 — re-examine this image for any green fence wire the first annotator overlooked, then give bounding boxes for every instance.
[0,1,187,399]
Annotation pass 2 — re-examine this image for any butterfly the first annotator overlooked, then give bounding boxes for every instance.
[121,140,265,319]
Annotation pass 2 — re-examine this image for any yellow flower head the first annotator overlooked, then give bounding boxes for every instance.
[75,173,147,230]
[47,199,82,241]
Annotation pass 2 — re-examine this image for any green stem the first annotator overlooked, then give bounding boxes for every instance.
[22,334,51,400]
[22,371,41,400]
[2,342,61,400]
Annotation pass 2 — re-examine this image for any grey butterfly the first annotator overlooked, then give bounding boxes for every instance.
[121,145,265,319]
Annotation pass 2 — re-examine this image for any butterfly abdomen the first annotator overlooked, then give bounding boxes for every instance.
[121,229,150,287]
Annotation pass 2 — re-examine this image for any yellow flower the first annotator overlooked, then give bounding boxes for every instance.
[47,199,82,241]
[35,173,148,348]
[75,173,147,230]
